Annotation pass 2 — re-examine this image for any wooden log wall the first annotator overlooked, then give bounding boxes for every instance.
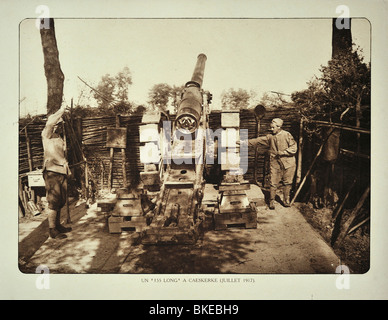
[18,106,369,239]
[18,107,301,194]
[19,121,45,175]
[81,115,144,191]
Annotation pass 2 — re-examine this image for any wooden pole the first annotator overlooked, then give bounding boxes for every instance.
[100,161,104,192]
[332,178,356,220]
[121,148,127,188]
[108,147,114,191]
[85,161,89,200]
[347,216,369,235]
[19,177,28,216]
[62,120,71,224]
[116,115,127,188]
[295,118,304,185]
[253,145,259,185]
[291,127,336,205]
[333,185,370,247]
[308,120,370,134]
[290,142,324,205]
[24,126,33,171]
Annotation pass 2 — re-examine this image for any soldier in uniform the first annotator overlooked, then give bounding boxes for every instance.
[41,105,72,239]
[246,118,297,210]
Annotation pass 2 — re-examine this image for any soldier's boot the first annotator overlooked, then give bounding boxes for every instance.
[47,209,67,239]
[55,210,72,233]
[283,185,292,207]
[269,187,276,210]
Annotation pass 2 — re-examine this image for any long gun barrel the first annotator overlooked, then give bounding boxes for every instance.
[175,54,207,133]
[190,53,207,87]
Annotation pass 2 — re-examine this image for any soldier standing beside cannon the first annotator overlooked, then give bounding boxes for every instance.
[240,118,297,210]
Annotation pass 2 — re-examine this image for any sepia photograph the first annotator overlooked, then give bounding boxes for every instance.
[18,16,371,275]
[2,0,387,301]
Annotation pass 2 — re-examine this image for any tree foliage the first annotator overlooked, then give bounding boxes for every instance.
[93,66,133,113]
[221,88,250,110]
[70,103,146,118]
[147,83,172,112]
[147,83,185,113]
[258,91,290,109]
[292,47,371,127]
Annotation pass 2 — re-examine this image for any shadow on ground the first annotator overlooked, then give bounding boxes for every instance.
[120,225,269,274]
[20,202,273,274]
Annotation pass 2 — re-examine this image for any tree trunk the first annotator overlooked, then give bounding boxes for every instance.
[331,18,352,58]
[40,18,64,115]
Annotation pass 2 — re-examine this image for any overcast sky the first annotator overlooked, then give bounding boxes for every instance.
[19,18,370,117]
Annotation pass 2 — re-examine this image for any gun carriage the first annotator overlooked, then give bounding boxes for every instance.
[105,54,258,244]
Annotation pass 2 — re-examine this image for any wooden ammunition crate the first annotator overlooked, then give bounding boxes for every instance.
[108,215,147,233]
[214,202,257,230]
[27,170,45,187]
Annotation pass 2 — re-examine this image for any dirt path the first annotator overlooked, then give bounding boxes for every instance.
[19,185,339,274]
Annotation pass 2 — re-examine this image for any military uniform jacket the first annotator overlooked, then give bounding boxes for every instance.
[248,130,297,170]
[41,109,69,176]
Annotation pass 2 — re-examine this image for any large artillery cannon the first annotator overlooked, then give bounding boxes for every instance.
[175,53,208,134]
[106,54,258,244]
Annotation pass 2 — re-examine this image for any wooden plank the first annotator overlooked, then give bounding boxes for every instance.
[291,138,326,205]
[310,120,370,135]
[19,177,29,216]
[24,127,33,171]
[106,128,127,148]
[332,178,357,220]
[121,148,127,187]
[219,194,252,214]
[108,147,114,191]
[333,186,370,247]
[108,216,147,233]
[221,112,240,128]
[214,210,257,230]
[296,118,304,185]
[347,216,369,235]
[218,183,250,192]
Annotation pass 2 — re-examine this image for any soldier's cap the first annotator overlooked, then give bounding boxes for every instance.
[272,118,283,127]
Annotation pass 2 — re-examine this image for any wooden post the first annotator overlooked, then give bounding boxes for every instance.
[295,118,304,185]
[108,147,114,191]
[347,216,369,235]
[332,178,356,220]
[100,161,104,192]
[62,119,71,224]
[85,161,89,200]
[290,142,324,205]
[291,127,336,205]
[75,117,82,146]
[116,115,127,188]
[121,148,127,187]
[332,185,370,247]
[19,177,28,216]
[24,126,33,171]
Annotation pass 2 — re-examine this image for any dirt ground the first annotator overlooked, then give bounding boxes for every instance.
[18,185,346,274]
